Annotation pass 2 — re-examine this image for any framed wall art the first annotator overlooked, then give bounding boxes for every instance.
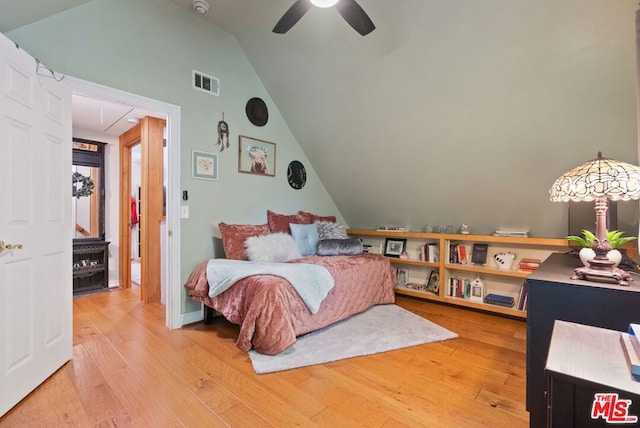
[192,150,218,181]
[238,135,276,177]
[384,238,406,258]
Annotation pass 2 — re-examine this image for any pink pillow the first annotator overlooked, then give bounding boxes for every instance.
[298,210,337,223]
[267,210,312,234]
[218,222,270,260]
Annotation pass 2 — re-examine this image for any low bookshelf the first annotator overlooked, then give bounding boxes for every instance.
[347,229,570,319]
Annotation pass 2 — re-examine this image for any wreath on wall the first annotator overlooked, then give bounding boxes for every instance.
[72,171,94,199]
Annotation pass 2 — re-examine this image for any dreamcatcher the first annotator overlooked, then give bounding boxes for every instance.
[216,112,230,151]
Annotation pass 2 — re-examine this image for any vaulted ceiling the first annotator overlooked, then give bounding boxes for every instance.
[2,0,637,236]
[0,1,294,41]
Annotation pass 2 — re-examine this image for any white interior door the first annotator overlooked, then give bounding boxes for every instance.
[0,33,72,416]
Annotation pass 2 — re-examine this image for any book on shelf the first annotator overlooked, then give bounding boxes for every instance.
[449,243,468,264]
[457,245,468,264]
[483,293,515,308]
[447,276,471,299]
[516,282,528,311]
[471,243,488,265]
[518,258,541,270]
[427,243,439,263]
[518,258,541,272]
[462,278,470,299]
[449,243,459,264]
[493,230,531,238]
[377,226,408,232]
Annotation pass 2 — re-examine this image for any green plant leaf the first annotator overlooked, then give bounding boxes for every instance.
[566,235,591,248]
[582,230,595,242]
[566,229,596,248]
[604,230,637,249]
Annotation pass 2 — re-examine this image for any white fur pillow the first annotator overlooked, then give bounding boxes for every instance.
[244,232,302,262]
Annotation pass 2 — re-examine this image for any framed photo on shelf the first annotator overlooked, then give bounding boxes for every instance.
[469,277,484,302]
[426,270,440,293]
[396,268,408,287]
[238,135,276,177]
[384,238,407,258]
[192,150,218,181]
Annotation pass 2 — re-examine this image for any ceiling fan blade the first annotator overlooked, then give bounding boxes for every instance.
[336,0,375,36]
[273,0,312,34]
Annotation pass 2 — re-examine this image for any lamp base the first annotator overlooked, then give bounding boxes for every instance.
[572,265,632,286]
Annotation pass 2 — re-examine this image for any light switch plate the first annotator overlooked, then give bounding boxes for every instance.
[180,205,189,219]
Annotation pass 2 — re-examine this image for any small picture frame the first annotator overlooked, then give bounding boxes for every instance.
[192,150,218,181]
[426,270,440,294]
[384,238,407,258]
[396,268,408,287]
[469,277,485,302]
[238,135,276,176]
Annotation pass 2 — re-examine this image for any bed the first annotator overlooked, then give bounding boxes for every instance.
[183,211,398,355]
[184,253,396,355]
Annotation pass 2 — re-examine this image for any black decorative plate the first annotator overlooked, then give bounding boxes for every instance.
[245,97,268,126]
[287,160,306,189]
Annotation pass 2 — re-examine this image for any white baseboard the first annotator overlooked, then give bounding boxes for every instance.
[181,309,203,327]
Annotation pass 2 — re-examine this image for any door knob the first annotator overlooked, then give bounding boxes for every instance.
[0,241,23,254]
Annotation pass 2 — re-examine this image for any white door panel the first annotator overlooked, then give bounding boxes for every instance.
[0,33,72,416]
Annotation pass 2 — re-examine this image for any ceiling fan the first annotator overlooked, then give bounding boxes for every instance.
[273,0,375,36]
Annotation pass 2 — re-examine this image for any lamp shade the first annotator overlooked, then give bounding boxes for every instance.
[549,152,640,202]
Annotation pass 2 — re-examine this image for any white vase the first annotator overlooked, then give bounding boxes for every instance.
[608,249,622,267]
[578,248,621,268]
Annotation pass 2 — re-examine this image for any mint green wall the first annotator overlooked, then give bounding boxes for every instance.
[237,0,640,238]
[6,0,343,315]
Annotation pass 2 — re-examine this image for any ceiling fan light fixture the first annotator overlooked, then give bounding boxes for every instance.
[273,0,374,35]
[310,0,339,8]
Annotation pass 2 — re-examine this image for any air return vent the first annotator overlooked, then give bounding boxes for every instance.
[192,70,219,96]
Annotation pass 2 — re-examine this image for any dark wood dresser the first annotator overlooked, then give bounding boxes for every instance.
[526,253,640,427]
[545,320,640,427]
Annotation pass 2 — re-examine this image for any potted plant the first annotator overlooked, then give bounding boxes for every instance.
[567,229,637,267]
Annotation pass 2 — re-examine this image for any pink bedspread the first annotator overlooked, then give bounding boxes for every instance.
[184,254,396,355]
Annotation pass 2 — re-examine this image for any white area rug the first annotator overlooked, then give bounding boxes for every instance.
[249,304,458,374]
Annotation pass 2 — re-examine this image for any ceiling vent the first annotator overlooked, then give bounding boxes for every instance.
[192,70,219,96]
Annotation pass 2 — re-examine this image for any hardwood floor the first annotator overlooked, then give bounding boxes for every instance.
[0,288,529,427]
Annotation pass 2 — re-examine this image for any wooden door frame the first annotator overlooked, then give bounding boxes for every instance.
[119,116,165,303]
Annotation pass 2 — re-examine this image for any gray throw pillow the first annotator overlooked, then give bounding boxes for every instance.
[316,239,363,256]
[316,221,348,240]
